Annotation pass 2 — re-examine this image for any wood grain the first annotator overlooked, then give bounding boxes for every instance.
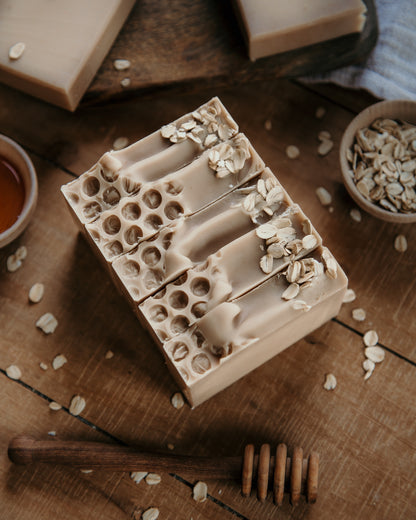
[81,0,377,106]
[0,74,415,520]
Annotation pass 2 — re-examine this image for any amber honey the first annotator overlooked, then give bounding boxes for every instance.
[0,155,25,233]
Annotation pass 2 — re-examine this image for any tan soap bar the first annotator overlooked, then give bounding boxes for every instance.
[234,0,367,60]
[85,134,264,261]
[61,97,239,226]
[61,96,348,407]
[0,0,135,110]
[140,168,322,343]
[162,247,347,407]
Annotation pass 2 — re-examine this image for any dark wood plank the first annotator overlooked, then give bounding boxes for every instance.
[82,0,377,106]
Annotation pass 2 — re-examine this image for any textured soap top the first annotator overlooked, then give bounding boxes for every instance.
[62,96,347,406]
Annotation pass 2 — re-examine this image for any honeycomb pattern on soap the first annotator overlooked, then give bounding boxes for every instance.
[140,258,228,342]
[86,179,186,261]
[62,158,142,225]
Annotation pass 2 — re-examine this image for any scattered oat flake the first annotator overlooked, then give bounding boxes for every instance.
[142,508,159,520]
[105,350,114,359]
[52,354,67,370]
[318,139,334,156]
[130,471,148,484]
[323,373,337,390]
[6,365,21,380]
[29,282,44,303]
[49,401,62,411]
[363,330,378,347]
[145,473,161,485]
[342,289,356,303]
[48,431,56,436]
[292,300,311,312]
[113,59,130,71]
[80,469,93,474]
[9,42,25,60]
[302,234,318,250]
[39,362,48,371]
[364,346,385,363]
[315,106,326,119]
[264,119,272,131]
[259,254,273,274]
[286,145,300,159]
[15,246,27,260]
[113,137,129,150]
[256,223,277,239]
[171,392,184,409]
[36,313,58,334]
[282,283,299,301]
[316,187,332,206]
[394,234,407,253]
[120,77,131,87]
[6,254,22,272]
[167,443,175,450]
[69,395,86,416]
[352,308,366,322]
[350,208,362,222]
[318,130,331,141]
[193,481,208,502]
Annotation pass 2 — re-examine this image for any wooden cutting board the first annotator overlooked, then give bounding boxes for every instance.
[84,0,377,106]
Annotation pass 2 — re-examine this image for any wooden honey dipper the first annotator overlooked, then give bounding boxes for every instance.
[8,436,318,505]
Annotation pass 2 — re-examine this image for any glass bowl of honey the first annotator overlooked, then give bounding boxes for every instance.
[0,134,37,248]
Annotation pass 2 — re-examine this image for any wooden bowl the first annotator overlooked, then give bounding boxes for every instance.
[0,134,38,248]
[339,100,416,223]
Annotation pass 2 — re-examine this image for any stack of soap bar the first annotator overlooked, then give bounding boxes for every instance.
[0,0,135,110]
[62,97,347,407]
[233,0,367,60]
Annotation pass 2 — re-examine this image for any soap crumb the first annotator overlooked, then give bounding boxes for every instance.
[120,77,131,88]
[130,471,148,484]
[193,481,208,502]
[264,119,272,131]
[142,508,159,520]
[145,473,161,485]
[286,145,300,159]
[52,354,67,370]
[113,59,131,71]
[105,350,114,359]
[394,234,407,253]
[315,106,326,119]
[113,137,129,150]
[316,187,332,206]
[49,401,62,411]
[323,373,337,390]
[9,42,26,60]
[342,288,356,303]
[328,206,334,213]
[6,364,22,380]
[171,392,185,409]
[39,362,48,371]
[350,208,362,222]
[352,308,366,322]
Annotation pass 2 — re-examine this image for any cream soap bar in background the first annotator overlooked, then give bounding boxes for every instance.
[62,97,348,406]
[234,0,367,60]
[0,0,135,110]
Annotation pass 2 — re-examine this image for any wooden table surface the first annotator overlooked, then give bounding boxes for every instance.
[0,77,415,520]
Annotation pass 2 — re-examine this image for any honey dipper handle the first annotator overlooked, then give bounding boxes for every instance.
[8,436,242,478]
